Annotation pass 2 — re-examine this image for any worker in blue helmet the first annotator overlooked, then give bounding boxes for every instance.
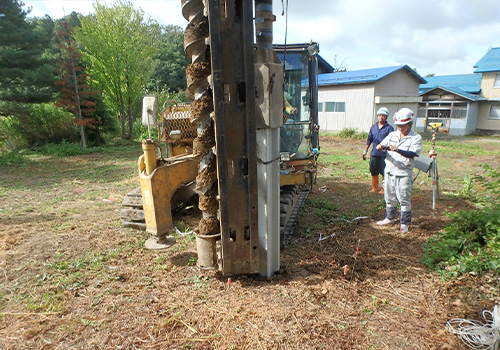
[363,107,394,194]
[375,108,422,233]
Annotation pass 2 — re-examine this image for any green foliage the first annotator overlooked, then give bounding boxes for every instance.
[0,150,26,166]
[425,139,497,157]
[83,92,118,146]
[75,0,160,140]
[43,247,132,291]
[423,164,500,278]
[304,197,346,228]
[422,208,500,278]
[6,103,78,147]
[24,292,64,312]
[191,275,210,290]
[36,141,94,157]
[0,1,57,106]
[334,128,368,140]
[319,152,367,179]
[148,25,190,93]
[458,164,500,208]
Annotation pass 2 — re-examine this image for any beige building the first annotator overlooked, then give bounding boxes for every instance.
[418,47,500,135]
[317,65,426,132]
[474,49,500,134]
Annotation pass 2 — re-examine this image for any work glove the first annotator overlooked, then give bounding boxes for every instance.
[362,149,367,161]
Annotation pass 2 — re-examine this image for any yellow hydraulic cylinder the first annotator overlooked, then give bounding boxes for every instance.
[142,139,157,175]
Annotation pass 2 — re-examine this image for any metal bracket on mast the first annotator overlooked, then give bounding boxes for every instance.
[207,0,259,275]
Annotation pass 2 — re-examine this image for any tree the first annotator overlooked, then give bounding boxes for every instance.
[148,25,190,93]
[0,0,57,113]
[55,21,98,149]
[83,91,116,146]
[75,0,159,140]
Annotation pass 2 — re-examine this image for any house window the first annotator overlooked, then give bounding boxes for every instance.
[335,102,346,112]
[325,102,335,112]
[494,74,500,88]
[324,101,345,112]
[417,104,427,118]
[318,102,323,112]
[452,103,467,119]
[489,104,500,119]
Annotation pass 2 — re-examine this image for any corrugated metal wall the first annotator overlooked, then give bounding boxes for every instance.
[317,70,425,133]
[318,84,375,132]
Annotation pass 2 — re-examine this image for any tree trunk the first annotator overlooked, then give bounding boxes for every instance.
[72,62,87,149]
[119,93,127,140]
[127,103,133,140]
[94,128,101,146]
[120,110,126,139]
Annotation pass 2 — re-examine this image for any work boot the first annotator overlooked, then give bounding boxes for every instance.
[400,211,411,232]
[369,175,379,193]
[377,206,397,225]
[376,218,393,225]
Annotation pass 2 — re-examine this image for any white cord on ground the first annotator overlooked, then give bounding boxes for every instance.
[317,217,369,242]
[175,226,193,237]
[447,305,500,350]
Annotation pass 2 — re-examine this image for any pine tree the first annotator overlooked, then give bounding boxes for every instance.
[0,0,56,110]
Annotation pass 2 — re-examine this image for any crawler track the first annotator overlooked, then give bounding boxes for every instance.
[121,184,309,248]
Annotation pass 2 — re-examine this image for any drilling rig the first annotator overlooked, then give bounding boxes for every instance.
[121,0,333,277]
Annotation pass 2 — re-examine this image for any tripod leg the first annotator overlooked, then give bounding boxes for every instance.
[435,160,440,199]
[431,160,437,210]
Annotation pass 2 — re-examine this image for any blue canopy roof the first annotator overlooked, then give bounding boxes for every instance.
[419,74,482,94]
[474,47,500,73]
[420,86,479,101]
[318,65,426,86]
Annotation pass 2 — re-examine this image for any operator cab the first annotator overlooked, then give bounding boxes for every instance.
[274,43,334,160]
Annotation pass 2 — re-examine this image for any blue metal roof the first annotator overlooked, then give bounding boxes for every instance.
[419,86,479,101]
[474,47,500,73]
[419,74,482,94]
[318,65,427,86]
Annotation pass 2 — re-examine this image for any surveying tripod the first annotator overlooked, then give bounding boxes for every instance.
[427,124,441,210]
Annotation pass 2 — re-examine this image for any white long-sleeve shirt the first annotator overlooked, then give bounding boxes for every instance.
[379,129,422,176]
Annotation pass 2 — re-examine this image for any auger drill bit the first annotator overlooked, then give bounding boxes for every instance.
[182,0,219,268]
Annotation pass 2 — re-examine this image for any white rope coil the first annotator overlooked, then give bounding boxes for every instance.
[447,305,500,350]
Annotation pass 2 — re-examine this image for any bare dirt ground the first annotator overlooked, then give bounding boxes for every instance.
[1,136,499,349]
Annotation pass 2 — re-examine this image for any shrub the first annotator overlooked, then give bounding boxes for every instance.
[0,150,27,166]
[422,208,500,278]
[459,164,500,208]
[8,103,78,147]
[423,164,500,278]
[334,128,368,140]
[36,141,95,157]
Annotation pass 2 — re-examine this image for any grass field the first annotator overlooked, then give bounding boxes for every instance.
[0,134,499,349]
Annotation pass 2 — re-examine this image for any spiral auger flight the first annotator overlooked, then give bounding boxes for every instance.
[181,0,219,267]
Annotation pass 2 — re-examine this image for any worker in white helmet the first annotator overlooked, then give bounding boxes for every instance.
[375,108,422,233]
[363,107,394,194]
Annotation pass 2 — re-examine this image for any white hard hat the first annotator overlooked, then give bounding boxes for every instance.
[376,107,389,116]
[394,108,414,125]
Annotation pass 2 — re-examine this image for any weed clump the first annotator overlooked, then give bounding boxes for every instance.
[334,128,368,140]
[422,164,500,278]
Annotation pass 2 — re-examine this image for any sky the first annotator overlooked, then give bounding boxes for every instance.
[23,0,500,77]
